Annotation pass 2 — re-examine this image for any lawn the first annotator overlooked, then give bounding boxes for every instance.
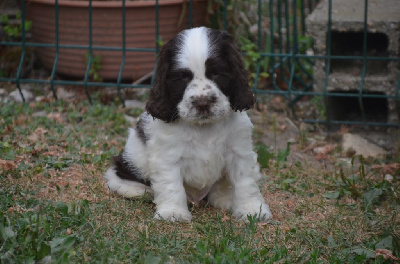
[0,94,399,263]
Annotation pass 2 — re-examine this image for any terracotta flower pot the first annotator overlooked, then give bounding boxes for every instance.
[25,0,208,81]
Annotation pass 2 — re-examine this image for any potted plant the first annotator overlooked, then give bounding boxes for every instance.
[25,0,209,81]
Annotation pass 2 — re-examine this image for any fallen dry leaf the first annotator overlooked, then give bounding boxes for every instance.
[28,127,49,143]
[314,144,336,161]
[4,124,13,134]
[371,163,400,176]
[65,228,72,235]
[343,197,357,205]
[257,222,270,228]
[314,144,336,155]
[46,113,63,123]
[0,159,16,171]
[315,153,328,161]
[43,152,57,156]
[27,133,39,143]
[375,249,399,261]
[221,215,231,222]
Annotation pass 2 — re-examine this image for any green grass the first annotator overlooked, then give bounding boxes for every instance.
[1,99,399,263]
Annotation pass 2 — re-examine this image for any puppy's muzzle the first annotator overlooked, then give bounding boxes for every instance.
[192,94,217,114]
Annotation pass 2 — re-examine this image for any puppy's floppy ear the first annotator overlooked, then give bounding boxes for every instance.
[145,41,176,122]
[222,31,256,111]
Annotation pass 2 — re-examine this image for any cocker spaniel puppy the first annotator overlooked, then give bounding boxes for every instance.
[104,27,272,222]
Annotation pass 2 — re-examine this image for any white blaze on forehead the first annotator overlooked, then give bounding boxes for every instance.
[176,27,210,74]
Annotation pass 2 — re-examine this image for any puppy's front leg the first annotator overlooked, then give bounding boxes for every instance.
[226,151,272,221]
[151,167,192,222]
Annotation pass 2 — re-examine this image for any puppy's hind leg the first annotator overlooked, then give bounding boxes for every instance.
[104,127,153,198]
[104,163,153,198]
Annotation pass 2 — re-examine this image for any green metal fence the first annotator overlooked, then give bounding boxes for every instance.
[0,0,399,127]
[252,0,399,127]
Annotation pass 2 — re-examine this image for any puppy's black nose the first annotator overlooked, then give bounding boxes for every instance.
[192,95,217,113]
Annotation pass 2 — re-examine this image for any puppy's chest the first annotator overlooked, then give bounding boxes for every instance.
[180,140,226,205]
[179,139,225,187]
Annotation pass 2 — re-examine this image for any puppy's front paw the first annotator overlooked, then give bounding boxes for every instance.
[154,207,192,222]
[233,202,272,221]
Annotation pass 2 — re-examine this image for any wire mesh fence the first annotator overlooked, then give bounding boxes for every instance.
[0,0,399,127]
[253,0,400,127]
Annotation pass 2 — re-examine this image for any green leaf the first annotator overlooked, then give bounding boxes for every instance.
[55,202,68,215]
[276,142,291,166]
[4,227,15,239]
[49,237,66,253]
[1,14,9,24]
[25,21,32,31]
[375,236,392,250]
[351,248,375,259]
[327,236,338,248]
[364,188,383,209]
[49,236,76,253]
[324,191,340,199]
[0,224,16,241]
[282,179,296,184]
[281,179,296,190]
[1,251,17,263]
[256,144,273,169]
[144,254,162,264]
[63,236,76,249]
[37,242,51,260]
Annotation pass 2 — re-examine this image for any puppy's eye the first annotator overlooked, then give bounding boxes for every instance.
[180,71,192,82]
[211,71,219,78]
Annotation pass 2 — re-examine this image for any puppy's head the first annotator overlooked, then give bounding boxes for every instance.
[146,27,255,124]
